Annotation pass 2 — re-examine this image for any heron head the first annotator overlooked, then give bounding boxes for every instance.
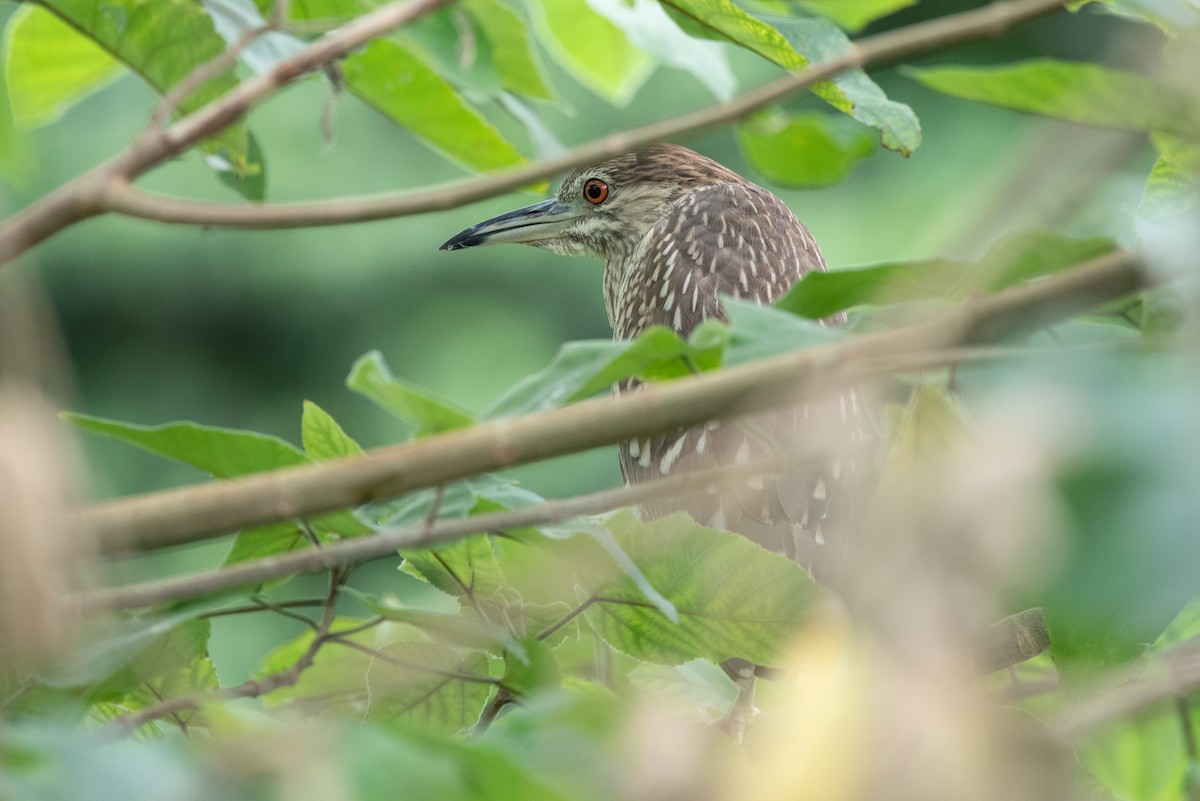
[439,144,739,261]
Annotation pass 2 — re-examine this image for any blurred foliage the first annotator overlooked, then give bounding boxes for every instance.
[2,0,1200,799]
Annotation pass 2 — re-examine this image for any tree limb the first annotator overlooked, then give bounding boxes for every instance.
[76,449,841,611]
[0,0,1067,264]
[76,249,1148,557]
[0,0,456,266]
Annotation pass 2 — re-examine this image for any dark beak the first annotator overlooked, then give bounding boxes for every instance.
[439,199,579,251]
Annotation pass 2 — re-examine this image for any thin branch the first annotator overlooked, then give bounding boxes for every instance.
[77,449,842,612]
[78,250,1148,557]
[975,607,1051,674]
[104,560,349,736]
[197,598,325,619]
[146,24,270,131]
[1051,639,1200,738]
[326,637,500,684]
[92,0,1070,232]
[0,0,456,266]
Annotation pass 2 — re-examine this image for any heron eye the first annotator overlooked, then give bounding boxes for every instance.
[583,178,609,205]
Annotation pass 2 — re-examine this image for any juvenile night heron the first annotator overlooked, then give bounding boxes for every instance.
[441,144,857,576]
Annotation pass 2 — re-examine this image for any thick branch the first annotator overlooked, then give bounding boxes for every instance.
[78,250,1147,556]
[98,0,1068,230]
[0,0,455,266]
[976,608,1051,674]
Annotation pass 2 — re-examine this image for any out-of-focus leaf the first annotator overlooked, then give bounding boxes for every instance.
[526,0,653,104]
[3,5,124,127]
[1080,707,1193,801]
[1077,0,1200,34]
[587,0,736,101]
[347,350,475,437]
[63,412,308,477]
[201,0,307,75]
[906,59,1200,135]
[39,614,209,700]
[1039,359,1200,684]
[364,640,492,733]
[581,509,816,666]
[118,655,219,726]
[502,638,561,696]
[343,39,526,172]
[721,297,842,364]
[208,129,266,201]
[482,326,727,419]
[348,722,573,801]
[738,109,875,187]
[792,0,916,32]
[776,230,1116,319]
[767,16,922,155]
[1141,133,1200,219]
[301,400,364,460]
[36,0,249,161]
[465,0,555,100]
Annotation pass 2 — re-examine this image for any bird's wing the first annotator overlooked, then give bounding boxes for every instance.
[614,182,867,578]
[612,182,825,340]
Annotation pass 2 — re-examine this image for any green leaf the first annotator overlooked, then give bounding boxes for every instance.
[64,412,369,564]
[483,326,727,419]
[792,0,916,32]
[766,16,922,155]
[119,654,219,726]
[661,0,804,69]
[738,109,875,187]
[502,638,561,697]
[347,351,475,437]
[3,5,125,127]
[1080,706,1193,801]
[1141,133,1200,220]
[40,616,210,702]
[1038,359,1200,684]
[301,400,364,460]
[581,509,816,666]
[464,0,555,100]
[776,230,1117,319]
[721,297,841,364]
[34,0,251,162]
[347,723,573,801]
[906,59,1200,136]
[64,412,308,477]
[525,0,653,104]
[209,129,266,202]
[343,39,526,173]
[364,641,493,734]
[586,0,736,101]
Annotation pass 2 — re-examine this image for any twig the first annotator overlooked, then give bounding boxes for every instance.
[0,0,456,266]
[78,249,1148,556]
[87,0,1070,232]
[76,448,844,611]
[975,608,1051,675]
[1051,639,1200,738]
[103,557,349,736]
[146,24,270,131]
[198,598,325,619]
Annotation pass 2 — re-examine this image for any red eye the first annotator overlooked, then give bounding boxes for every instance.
[583,178,609,205]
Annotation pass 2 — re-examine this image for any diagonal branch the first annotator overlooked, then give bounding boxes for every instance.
[98,0,1068,231]
[77,448,841,611]
[0,0,455,266]
[77,249,1148,558]
[0,0,1066,264]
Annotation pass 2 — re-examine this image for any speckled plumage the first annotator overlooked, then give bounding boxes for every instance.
[443,143,864,575]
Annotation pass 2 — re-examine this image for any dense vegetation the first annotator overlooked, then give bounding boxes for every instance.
[1,0,1198,798]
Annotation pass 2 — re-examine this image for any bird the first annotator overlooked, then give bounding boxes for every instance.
[441,143,863,739]
[441,143,860,576]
